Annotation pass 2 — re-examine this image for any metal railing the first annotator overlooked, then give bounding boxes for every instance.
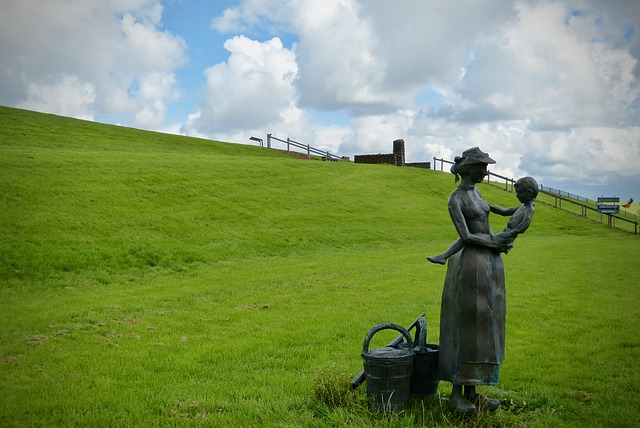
[433,157,515,192]
[535,190,638,234]
[432,156,638,234]
[266,134,345,162]
[540,185,592,203]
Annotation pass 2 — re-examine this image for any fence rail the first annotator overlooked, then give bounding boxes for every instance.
[540,185,592,203]
[266,133,345,162]
[433,157,516,192]
[432,157,638,234]
[536,190,638,233]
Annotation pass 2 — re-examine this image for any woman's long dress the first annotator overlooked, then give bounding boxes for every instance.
[438,188,506,385]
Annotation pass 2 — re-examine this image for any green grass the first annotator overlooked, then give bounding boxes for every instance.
[1,106,639,427]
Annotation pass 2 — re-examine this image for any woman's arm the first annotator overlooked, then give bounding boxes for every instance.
[449,195,510,252]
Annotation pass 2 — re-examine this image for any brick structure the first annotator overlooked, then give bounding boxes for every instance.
[354,139,430,169]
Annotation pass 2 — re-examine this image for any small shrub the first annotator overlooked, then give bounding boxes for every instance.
[313,367,357,408]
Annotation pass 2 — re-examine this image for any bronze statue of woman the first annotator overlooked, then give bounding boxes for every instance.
[436,147,513,415]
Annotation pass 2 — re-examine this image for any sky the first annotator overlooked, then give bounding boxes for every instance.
[1,0,639,200]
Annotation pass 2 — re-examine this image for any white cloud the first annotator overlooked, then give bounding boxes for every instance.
[132,72,180,128]
[0,0,186,126]
[459,0,640,130]
[292,0,389,111]
[17,75,96,121]
[213,0,396,111]
[183,36,300,136]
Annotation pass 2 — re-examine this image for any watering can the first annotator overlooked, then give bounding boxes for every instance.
[361,323,414,412]
[408,316,440,396]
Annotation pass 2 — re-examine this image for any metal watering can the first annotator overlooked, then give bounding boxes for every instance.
[406,316,440,396]
[361,323,414,412]
[391,316,440,396]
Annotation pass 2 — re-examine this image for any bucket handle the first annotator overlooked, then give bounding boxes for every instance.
[362,323,414,355]
[414,316,427,352]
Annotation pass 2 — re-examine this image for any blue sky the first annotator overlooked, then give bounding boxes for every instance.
[1,0,639,200]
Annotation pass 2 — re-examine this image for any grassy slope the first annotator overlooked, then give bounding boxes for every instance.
[0,106,639,427]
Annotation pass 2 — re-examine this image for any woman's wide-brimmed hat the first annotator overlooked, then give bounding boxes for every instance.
[457,147,495,165]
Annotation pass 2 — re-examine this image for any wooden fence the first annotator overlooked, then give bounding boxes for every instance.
[266,134,345,162]
[432,157,638,234]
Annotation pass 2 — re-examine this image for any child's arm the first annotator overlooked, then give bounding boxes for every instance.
[490,204,517,216]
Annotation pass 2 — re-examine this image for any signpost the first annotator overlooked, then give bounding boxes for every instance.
[597,197,620,227]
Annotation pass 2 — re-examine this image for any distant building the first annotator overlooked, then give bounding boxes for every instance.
[354,139,431,169]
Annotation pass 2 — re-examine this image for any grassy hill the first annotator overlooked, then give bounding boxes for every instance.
[1,106,638,427]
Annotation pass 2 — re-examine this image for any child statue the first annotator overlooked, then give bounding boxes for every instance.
[428,176,538,265]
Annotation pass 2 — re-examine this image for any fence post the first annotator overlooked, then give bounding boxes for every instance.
[287,138,290,154]
[267,133,272,149]
[307,144,311,160]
